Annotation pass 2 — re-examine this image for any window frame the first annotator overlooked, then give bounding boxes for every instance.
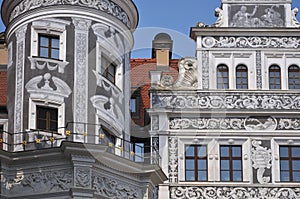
[288,65,300,89]
[269,65,281,89]
[279,146,300,182]
[217,64,229,89]
[220,145,243,182]
[185,145,208,182]
[36,106,58,131]
[236,64,248,89]
[38,34,60,60]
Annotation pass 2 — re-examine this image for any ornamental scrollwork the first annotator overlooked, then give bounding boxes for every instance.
[202,36,300,48]
[10,0,131,28]
[278,119,300,130]
[93,175,140,199]
[169,137,178,183]
[251,140,272,184]
[169,118,245,130]
[4,170,73,195]
[170,186,300,199]
[152,94,300,110]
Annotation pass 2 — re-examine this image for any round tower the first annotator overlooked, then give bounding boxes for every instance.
[1,0,138,150]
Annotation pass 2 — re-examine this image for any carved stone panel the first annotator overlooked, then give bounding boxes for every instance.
[3,170,73,195]
[170,186,300,199]
[251,140,272,184]
[256,51,262,89]
[75,167,91,188]
[169,137,178,183]
[202,51,209,89]
[229,5,285,27]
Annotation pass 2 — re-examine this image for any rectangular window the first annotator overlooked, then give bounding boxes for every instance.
[131,143,144,162]
[0,125,3,132]
[220,145,243,181]
[185,145,207,181]
[36,106,58,131]
[280,146,300,182]
[38,34,60,59]
[101,57,116,84]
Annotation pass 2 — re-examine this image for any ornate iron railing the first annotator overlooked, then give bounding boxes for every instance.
[0,122,160,165]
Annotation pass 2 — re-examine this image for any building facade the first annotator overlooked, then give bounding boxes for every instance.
[148,0,300,198]
[0,0,166,198]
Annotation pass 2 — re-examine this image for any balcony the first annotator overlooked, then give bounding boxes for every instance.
[0,122,160,165]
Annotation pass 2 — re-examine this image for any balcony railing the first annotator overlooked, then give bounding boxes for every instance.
[0,122,160,165]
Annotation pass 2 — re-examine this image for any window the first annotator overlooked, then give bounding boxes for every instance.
[280,146,300,182]
[236,65,248,89]
[0,125,3,132]
[217,65,229,89]
[36,106,58,131]
[185,145,207,181]
[101,57,116,84]
[269,65,281,89]
[38,34,60,59]
[130,89,140,118]
[131,143,144,162]
[288,65,300,89]
[220,145,242,181]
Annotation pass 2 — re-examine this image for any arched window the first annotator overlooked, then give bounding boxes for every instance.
[288,65,300,89]
[269,65,281,89]
[236,65,248,89]
[217,65,229,89]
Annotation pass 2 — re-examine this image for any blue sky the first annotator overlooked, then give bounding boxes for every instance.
[0,0,299,58]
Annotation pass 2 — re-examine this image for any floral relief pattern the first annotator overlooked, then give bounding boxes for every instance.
[152,94,300,110]
[170,186,300,199]
[202,36,300,49]
[10,0,131,27]
[169,137,178,183]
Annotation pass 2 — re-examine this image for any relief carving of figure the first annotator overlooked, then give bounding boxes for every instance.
[231,6,258,27]
[292,7,300,27]
[261,6,283,27]
[212,8,224,27]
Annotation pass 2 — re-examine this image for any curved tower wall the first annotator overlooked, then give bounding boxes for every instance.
[1,0,138,149]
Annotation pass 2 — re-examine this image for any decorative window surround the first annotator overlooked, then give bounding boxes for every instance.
[271,138,300,183]
[30,19,70,63]
[177,137,250,183]
[93,23,124,91]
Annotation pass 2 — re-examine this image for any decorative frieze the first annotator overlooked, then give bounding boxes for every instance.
[170,186,300,199]
[152,93,300,110]
[278,118,300,130]
[4,170,73,195]
[251,140,272,184]
[169,137,178,183]
[93,174,140,198]
[75,167,91,188]
[10,0,131,28]
[202,36,300,48]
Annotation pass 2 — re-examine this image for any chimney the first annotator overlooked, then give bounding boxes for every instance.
[152,33,173,70]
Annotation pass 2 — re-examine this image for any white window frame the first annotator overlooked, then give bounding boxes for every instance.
[272,138,300,184]
[28,98,65,135]
[30,18,70,61]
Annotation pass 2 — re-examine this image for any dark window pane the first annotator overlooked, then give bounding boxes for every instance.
[220,146,229,157]
[37,120,46,129]
[186,171,195,181]
[292,147,300,157]
[280,147,289,157]
[198,171,207,181]
[186,146,195,156]
[197,160,207,170]
[185,160,195,170]
[281,171,290,181]
[232,146,241,157]
[221,171,230,181]
[51,49,59,59]
[233,160,242,169]
[197,146,206,157]
[221,160,230,170]
[233,171,242,181]
[280,160,289,170]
